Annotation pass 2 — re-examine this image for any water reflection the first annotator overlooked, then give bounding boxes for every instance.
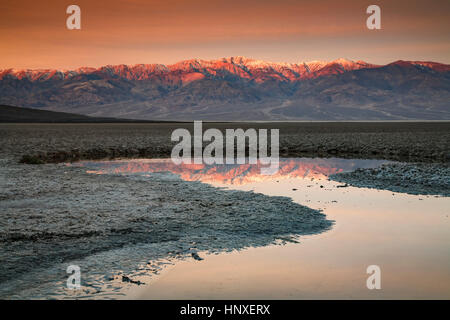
[68,157,450,299]
[73,158,389,185]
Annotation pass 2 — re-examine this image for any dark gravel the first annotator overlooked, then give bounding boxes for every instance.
[0,122,449,164]
[330,162,450,196]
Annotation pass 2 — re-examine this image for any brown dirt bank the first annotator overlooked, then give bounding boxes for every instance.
[0,122,449,164]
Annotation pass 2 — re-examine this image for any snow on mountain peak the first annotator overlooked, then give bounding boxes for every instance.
[1,57,447,83]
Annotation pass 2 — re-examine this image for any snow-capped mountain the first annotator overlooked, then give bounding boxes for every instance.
[0,57,378,83]
[1,57,449,120]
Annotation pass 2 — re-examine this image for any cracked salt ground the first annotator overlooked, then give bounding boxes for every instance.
[0,159,333,299]
[330,163,450,197]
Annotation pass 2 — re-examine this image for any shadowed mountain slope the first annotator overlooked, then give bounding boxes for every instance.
[1,57,449,120]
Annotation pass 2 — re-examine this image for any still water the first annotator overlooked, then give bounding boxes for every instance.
[81,158,450,299]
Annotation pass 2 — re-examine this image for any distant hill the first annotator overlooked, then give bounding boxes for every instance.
[1,57,449,120]
[0,105,157,123]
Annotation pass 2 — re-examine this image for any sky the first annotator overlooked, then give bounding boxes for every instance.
[1,0,449,69]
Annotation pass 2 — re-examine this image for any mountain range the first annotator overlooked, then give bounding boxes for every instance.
[1,57,449,120]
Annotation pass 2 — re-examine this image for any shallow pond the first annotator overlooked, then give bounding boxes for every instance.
[76,158,450,299]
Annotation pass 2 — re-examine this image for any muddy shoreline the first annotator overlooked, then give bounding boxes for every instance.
[0,161,332,298]
[0,122,449,164]
[330,162,450,196]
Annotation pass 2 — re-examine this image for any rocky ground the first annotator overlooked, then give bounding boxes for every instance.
[0,122,449,164]
[330,162,450,196]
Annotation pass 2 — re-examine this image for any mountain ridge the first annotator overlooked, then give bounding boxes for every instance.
[1,57,448,86]
[0,57,390,82]
[0,104,160,123]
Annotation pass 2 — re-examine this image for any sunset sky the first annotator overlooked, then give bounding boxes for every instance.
[1,0,449,69]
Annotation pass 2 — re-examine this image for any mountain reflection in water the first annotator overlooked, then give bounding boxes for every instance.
[73,158,389,185]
